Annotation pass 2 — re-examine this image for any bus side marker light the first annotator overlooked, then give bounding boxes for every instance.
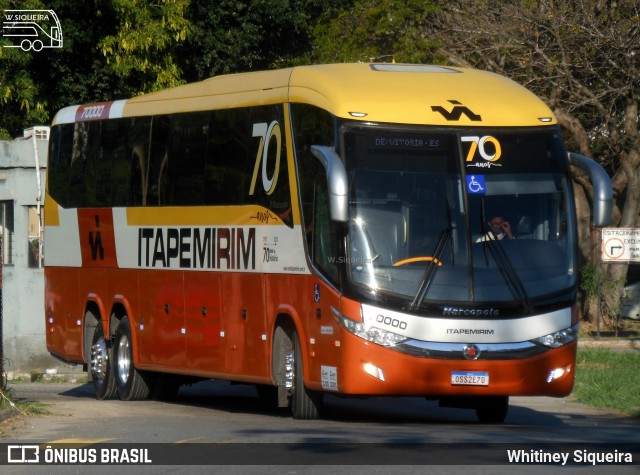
[48,317,54,324]
[262,334,267,341]
[546,365,571,383]
[363,363,385,382]
[76,320,81,326]
[335,341,341,347]
[220,331,225,337]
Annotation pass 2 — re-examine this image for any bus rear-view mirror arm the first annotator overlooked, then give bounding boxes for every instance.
[311,145,349,222]
[568,152,613,227]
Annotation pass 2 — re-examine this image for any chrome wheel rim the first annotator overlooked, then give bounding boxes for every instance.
[91,339,108,383]
[285,350,295,390]
[116,335,131,384]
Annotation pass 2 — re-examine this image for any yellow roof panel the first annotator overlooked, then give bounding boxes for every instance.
[55,64,556,127]
[288,63,556,126]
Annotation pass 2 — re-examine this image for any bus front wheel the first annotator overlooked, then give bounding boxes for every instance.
[113,316,151,401]
[273,324,322,419]
[291,331,323,419]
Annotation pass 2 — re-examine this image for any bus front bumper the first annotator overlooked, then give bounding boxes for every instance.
[316,331,577,398]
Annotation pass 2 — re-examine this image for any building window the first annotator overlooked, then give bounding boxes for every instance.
[0,201,14,265]
[28,206,43,268]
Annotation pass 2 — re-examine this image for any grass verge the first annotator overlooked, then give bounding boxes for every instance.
[573,348,640,417]
[0,386,50,416]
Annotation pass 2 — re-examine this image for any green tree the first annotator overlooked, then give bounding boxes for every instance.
[178,0,342,81]
[0,0,144,136]
[0,0,49,137]
[98,0,190,92]
[0,0,344,137]
[309,0,442,64]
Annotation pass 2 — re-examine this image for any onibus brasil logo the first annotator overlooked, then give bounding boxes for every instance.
[2,9,62,51]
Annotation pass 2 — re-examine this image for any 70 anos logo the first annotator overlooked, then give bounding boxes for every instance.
[462,135,502,168]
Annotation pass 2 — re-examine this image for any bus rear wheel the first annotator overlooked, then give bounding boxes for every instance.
[90,321,117,400]
[113,316,151,401]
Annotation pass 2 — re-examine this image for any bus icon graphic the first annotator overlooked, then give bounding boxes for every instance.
[2,9,62,51]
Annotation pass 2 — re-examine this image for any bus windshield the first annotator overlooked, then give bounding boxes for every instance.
[342,124,576,309]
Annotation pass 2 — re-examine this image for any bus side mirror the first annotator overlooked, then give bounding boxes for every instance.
[568,152,613,227]
[311,145,349,222]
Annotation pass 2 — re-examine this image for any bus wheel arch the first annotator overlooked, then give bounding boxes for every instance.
[83,302,101,368]
[271,315,322,419]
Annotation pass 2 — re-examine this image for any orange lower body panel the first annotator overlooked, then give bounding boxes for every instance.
[319,331,576,398]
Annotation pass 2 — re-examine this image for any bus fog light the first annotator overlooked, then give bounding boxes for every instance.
[363,363,385,381]
[546,365,571,383]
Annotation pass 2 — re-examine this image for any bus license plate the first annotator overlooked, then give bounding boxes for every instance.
[451,371,489,386]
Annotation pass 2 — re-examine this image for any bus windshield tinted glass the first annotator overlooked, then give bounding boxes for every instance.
[342,125,575,308]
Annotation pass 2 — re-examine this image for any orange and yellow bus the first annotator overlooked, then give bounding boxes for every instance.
[44,63,612,423]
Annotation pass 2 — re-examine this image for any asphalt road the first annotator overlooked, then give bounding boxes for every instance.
[0,379,638,474]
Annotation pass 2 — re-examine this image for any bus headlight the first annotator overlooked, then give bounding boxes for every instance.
[334,312,407,347]
[532,323,579,348]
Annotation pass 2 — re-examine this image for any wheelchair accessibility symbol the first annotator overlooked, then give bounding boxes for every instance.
[466,175,486,194]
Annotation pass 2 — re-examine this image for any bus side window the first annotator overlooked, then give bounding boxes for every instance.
[98,119,131,207]
[290,103,335,255]
[167,112,209,206]
[47,125,72,207]
[312,176,341,285]
[205,108,251,206]
[68,122,99,207]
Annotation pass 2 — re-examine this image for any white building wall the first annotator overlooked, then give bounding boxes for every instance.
[1,133,76,374]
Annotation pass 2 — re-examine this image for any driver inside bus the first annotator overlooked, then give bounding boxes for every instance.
[476,216,515,242]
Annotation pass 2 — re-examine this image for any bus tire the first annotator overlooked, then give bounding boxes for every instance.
[291,331,322,419]
[476,396,509,424]
[90,321,117,400]
[113,316,151,401]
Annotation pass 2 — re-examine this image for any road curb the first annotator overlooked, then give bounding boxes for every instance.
[578,339,639,350]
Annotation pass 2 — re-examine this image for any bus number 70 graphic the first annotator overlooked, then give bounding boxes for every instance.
[2,10,63,52]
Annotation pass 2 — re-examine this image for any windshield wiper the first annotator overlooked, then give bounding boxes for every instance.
[477,198,533,313]
[407,227,451,312]
[484,238,533,313]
